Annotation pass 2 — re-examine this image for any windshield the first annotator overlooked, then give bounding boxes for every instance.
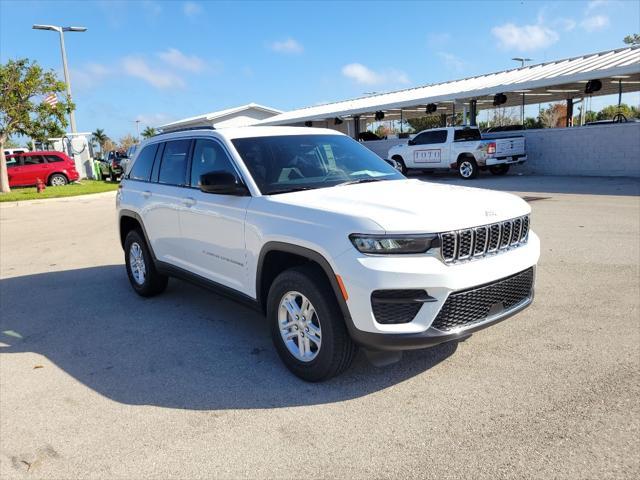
[231,134,403,195]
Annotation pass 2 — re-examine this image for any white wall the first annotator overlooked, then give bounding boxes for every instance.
[361,123,640,177]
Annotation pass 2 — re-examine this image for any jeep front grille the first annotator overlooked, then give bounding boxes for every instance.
[439,215,529,264]
[431,267,534,332]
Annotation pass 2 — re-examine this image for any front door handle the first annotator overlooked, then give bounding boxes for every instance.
[142,190,151,198]
[183,197,196,207]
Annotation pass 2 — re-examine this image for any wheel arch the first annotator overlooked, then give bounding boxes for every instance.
[119,210,157,261]
[256,242,351,322]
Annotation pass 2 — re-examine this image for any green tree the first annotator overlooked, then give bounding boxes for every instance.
[92,128,109,157]
[524,117,543,129]
[0,58,72,192]
[141,126,156,139]
[596,103,639,121]
[405,115,443,132]
[623,34,640,46]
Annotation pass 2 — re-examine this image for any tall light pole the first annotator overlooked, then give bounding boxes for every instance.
[512,57,532,125]
[33,24,87,134]
[135,120,140,142]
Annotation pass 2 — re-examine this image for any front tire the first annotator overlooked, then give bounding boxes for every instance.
[392,156,407,175]
[458,157,478,179]
[490,164,510,176]
[124,229,168,297]
[267,265,357,382]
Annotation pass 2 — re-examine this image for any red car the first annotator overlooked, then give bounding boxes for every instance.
[5,151,80,187]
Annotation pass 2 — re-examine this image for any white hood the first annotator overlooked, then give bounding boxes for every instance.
[269,179,530,233]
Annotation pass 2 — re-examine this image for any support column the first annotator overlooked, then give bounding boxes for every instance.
[352,115,361,140]
[469,100,477,126]
[566,98,573,127]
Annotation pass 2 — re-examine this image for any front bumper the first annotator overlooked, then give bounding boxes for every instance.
[335,232,540,350]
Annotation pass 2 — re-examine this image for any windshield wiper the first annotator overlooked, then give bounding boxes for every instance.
[338,178,385,186]
[267,186,314,195]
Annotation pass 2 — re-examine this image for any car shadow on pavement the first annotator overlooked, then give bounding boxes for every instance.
[0,266,457,410]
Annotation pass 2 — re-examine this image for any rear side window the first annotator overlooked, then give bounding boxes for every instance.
[158,140,191,186]
[454,129,481,142]
[46,155,63,163]
[6,157,20,167]
[129,143,159,182]
[190,139,237,187]
[414,130,447,145]
[23,155,46,165]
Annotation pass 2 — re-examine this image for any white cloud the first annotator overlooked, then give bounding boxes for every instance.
[157,48,206,73]
[586,0,611,12]
[269,38,304,54]
[581,14,610,31]
[141,0,162,17]
[183,1,202,18]
[557,18,577,31]
[491,22,559,51]
[121,56,185,89]
[135,113,173,126]
[437,52,466,72]
[71,63,111,90]
[341,63,409,86]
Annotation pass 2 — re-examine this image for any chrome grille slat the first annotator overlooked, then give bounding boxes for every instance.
[439,215,530,264]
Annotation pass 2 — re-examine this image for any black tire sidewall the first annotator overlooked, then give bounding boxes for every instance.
[50,174,67,186]
[267,267,351,381]
[124,230,163,296]
[459,158,478,179]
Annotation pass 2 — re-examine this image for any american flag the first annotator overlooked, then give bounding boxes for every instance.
[43,93,58,107]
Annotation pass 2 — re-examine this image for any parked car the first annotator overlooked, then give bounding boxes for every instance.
[358,131,383,141]
[388,126,527,178]
[6,151,79,187]
[97,150,128,181]
[3,147,30,156]
[117,126,540,381]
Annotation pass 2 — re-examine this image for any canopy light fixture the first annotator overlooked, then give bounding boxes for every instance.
[493,93,507,106]
[334,117,343,125]
[585,79,602,94]
[374,111,385,121]
[425,103,437,114]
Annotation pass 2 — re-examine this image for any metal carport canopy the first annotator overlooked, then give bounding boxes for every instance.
[259,46,640,125]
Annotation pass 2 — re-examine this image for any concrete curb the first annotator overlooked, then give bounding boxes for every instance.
[0,190,117,208]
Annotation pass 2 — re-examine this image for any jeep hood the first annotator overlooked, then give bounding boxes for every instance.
[268,179,530,233]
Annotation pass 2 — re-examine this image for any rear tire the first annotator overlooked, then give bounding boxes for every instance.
[124,229,168,297]
[49,173,68,186]
[458,157,478,179]
[267,265,357,382]
[490,164,510,176]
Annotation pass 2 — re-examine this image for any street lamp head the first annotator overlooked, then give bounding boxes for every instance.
[33,24,60,32]
[64,26,88,32]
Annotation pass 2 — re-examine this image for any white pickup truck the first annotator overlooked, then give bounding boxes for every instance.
[388,126,526,179]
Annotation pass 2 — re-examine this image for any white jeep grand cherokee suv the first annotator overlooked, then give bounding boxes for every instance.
[117,126,540,381]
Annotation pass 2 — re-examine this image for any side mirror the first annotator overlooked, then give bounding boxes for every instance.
[384,158,403,173]
[407,139,415,146]
[200,171,249,196]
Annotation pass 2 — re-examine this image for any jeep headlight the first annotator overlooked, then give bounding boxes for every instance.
[349,234,437,254]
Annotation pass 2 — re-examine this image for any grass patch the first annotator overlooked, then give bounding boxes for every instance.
[0,180,119,203]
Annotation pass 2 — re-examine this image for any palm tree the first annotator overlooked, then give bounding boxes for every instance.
[92,129,109,158]
[141,126,156,139]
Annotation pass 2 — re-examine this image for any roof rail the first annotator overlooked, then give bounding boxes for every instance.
[157,125,216,135]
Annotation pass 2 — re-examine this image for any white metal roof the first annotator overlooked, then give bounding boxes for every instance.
[260,46,640,125]
[159,103,282,130]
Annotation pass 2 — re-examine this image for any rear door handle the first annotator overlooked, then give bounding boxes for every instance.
[183,197,196,207]
[142,190,151,198]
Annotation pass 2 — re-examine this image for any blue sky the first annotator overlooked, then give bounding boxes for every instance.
[1,0,639,139]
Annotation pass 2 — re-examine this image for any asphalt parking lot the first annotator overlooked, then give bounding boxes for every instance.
[1,175,639,479]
